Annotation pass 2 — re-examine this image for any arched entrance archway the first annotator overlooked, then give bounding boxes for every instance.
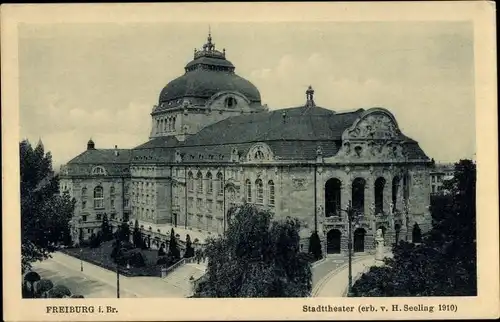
[326,229,341,254]
[325,178,342,217]
[353,228,366,253]
[412,223,422,243]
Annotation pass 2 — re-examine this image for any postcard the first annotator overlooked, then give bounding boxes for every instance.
[2,2,498,321]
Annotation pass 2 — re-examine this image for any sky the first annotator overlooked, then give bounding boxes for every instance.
[18,21,476,167]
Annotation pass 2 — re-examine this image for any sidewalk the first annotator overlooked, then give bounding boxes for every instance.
[49,252,185,298]
[313,256,376,297]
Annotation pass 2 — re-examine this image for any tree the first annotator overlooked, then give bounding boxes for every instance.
[308,231,323,261]
[194,204,312,297]
[168,228,181,260]
[116,221,130,243]
[158,243,166,256]
[22,271,41,298]
[89,232,102,248]
[351,159,477,296]
[184,234,195,258]
[100,214,113,241]
[20,140,76,272]
[133,219,143,248]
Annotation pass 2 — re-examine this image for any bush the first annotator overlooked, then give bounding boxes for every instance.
[47,285,72,298]
[24,271,41,284]
[184,234,195,258]
[89,233,102,248]
[156,255,178,267]
[308,231,323,261]
[34,279,54,298]
[71,294,85,298]
[22,271,41,298]
[124,250,146,268]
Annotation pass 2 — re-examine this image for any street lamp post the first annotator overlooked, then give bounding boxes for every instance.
[78,218,83,272]
[116,232,121,298]
[340,200,357,296]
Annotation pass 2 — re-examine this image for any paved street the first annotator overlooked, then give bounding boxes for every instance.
[32,252,186,298]
[33,257,138,298]
[312,256,348,287]
[314,256,377,297]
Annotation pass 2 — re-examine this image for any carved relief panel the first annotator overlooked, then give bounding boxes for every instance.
[325,110,408,163]
[245,142,275,163]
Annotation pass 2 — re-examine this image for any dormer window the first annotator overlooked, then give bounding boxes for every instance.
[254,149,265,160]
[225,97,237,108]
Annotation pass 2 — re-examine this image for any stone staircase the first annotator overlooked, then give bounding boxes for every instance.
[161,263,206,297]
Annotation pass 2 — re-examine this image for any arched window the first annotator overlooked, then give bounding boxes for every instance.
[392,176,400,212]
[268,180,275,207]
[374,177,386,214]
[245,179,252,203]
[93,186,104,209]
[225,96,237,108]
[156,119,160,133]
[160,119,164,132]
[91,166,106,176]
[217,172,224,195]
[352,178,366,214]
[196,171,203,193]
[187,171,194,192]
[254,149,265,160]
[172,116,176,131]
[325,178,342,217]
[256,179,264,204]
[206,172,213,194]
[403,172,410,201]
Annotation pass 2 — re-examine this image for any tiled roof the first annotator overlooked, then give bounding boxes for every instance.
[66,106,429,166]
[130,106,362,163]
[67,149,132,164]
[185,106,363,146]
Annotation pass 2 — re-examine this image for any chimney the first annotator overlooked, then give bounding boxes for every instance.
[114,145,119,156]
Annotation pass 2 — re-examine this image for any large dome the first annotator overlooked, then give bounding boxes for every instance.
[158,33,261,106]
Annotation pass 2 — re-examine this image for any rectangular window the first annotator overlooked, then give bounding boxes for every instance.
[82,215,87,222]
[111,213,116,220]
[216,201,223,212]
[82,200,86,209]
[269,184,275,206]
[197,198,202,210]
[124,199,129,207]
[111,199,115,208]
[96,213,102,221]
[87,229,92,234]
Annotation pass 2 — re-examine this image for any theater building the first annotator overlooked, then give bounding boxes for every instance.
[60,32,432,255]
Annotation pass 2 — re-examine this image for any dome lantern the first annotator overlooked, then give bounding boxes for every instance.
[156,30,262,108]
[87,138,95,150]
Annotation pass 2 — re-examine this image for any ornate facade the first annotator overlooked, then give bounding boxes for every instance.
[60,32,433,255]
